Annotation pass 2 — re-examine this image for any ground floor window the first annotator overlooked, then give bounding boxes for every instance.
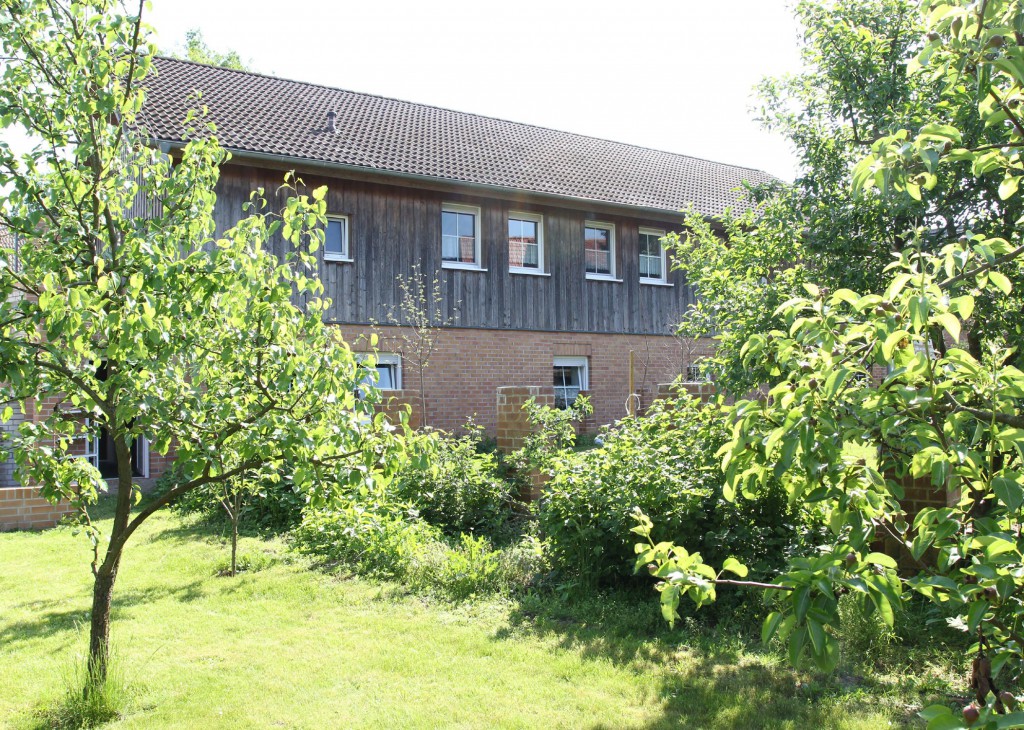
[553,356,588,409]
[359,353,402,391]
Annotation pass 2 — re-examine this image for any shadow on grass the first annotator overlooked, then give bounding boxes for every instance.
[2,580,205,650]
[495,593,925,730]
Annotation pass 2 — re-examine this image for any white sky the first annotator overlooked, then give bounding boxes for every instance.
[146,0,803,181]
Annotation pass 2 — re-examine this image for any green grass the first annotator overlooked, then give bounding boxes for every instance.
[1,501,955,729]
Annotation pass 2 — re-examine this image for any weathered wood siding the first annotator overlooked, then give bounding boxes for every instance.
[214,165,695,336]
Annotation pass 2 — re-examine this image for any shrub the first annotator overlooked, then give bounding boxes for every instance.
[538,392,816,589]
[291,500,439,580]
[392,425,514,538]
[167,464,305,533]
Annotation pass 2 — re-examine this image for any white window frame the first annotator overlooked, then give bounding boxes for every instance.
[553,356,589,409]
[584,220,618,281]
[508,211,546,275]
[441,203,484,271]
[358,353,402,391]
[323,214,352,262]
[639,227,669,285]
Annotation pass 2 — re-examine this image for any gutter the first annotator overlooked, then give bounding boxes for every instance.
[154,139,722,229]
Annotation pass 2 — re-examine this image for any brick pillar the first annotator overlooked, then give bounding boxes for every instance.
[879,470,955,572]
[375,389,422,431]
[497,386,555,500]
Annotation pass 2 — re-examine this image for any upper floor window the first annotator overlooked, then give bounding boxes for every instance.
[508,211,544,274]
[639,228,667,284]
[553,356,588,409]
[442,203,482,269]
[584,221,615,280]
[324,215,351,262]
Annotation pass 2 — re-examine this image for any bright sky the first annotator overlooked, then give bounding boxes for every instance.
[145,0,803,181]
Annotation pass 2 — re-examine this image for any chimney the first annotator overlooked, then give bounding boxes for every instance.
[326,110,337,133]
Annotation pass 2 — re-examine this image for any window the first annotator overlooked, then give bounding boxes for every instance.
[508,211,544,273]
[360,353,402,391]
[553,356,588,409]
[584,221,615,279]
[639,228,667,283]
[442,203,482,269]
[685,363,706,382]
[324,215,350,261]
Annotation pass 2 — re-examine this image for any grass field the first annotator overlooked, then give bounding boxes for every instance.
[1,501,958,729]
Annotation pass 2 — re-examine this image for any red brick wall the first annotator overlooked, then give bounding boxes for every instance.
[0,487,75,531]
[338,324,712,434]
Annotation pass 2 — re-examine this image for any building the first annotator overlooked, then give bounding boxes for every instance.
[1,57,774,528]
[138,57,771,433]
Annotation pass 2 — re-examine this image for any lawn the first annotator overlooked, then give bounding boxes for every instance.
[1,501,955,729]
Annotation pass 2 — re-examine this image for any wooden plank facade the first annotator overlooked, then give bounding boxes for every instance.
[215,163,695,337]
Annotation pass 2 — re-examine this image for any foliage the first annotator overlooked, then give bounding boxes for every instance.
[292,498,544,600]
[638,3,1024,725]
[392,425,515,537]
[169,464,306,533]
[669,205,809,394]
[541,394,815,589]
[171,28,250,71]
[292,499,437,581]
[506,395,592,480]
[679,0,1024,399]
[0,0,405,681]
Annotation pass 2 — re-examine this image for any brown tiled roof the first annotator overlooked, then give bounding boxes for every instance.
[141,57,774,217]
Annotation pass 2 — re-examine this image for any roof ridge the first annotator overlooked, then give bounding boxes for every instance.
[152,56,773,178]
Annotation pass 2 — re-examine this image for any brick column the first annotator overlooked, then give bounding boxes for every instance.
[497,386,555,501]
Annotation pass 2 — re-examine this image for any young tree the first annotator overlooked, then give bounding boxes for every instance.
[0,0,403,687]
[376,263,460,428]
[641,1,1024,724]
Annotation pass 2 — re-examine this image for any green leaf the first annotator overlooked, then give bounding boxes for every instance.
[722,557,749,578]
[762,611,784,645]
[999,175,1020,200]
[883,330,909,360]
[909,296,929,332]
[993,477,1024,511]
[864,552,898,569]
[934,312,961,342]
[989,270,1012,294]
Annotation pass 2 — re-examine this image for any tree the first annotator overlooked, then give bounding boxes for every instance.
[641,1,1024,724]
[0,0,404,688]
[676,0,1024,396]
[375,263,460,428]
[172,28,250,71]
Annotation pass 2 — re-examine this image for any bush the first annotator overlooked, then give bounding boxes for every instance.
[392,425,515,538]
[291,500,439,580]
[538,393,817,589]
[166,463,305,533]
[292,498,547,600]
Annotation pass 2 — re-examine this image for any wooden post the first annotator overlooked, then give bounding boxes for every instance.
[627,350,636,417]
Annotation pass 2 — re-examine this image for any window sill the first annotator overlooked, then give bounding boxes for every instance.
[640,279,673,287]
[325,256,354,264]
[510,268,551,277]
[586,274,622,283]
[442,262,488,272]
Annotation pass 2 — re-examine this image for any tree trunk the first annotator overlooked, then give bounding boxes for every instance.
[230,491,240,577]
[87,559,119,686]
[87,431,134,687]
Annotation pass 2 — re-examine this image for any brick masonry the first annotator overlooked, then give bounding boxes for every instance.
[0,487,76,531]
[338,324,713,434]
